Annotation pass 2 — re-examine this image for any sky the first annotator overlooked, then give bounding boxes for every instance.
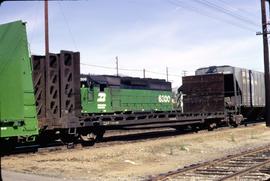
[0,0,265,87]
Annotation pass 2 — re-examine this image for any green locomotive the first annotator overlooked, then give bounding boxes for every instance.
[80,75,173,114]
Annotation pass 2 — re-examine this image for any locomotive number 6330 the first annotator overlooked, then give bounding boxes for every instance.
[158,95,171,103]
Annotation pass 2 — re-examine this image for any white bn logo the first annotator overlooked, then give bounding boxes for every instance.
[97,92,106,102]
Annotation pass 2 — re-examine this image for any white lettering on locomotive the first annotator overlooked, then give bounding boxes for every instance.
[158,95,171,103]
[97,92,106,109]
[97,103,106,109]
[97,92,106,102]
[80,77,87,81]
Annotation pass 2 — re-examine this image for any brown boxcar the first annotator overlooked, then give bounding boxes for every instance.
[180,66,265,120]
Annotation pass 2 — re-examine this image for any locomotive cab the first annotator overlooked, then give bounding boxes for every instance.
[80,75,112,113]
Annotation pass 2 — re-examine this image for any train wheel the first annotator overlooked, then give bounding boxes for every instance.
[80,133,96,141]
[80,128,105,146]
[0,137,17,154]
[80,132,97,146]
[94,129,105,142]
[229,115,243,128]
[229,122,238,128]
[207,123,217,131]
[191,125,201,133]
[60,132,78,144]
[38,131,56,146]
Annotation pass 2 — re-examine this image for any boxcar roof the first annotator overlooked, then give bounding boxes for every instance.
[195,65,263,75]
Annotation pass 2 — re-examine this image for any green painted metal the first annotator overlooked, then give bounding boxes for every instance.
[81,86,173,113]
[0,21,38,139]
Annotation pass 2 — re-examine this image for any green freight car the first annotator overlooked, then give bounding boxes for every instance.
[80,75,173,114]
[0,21,38,143]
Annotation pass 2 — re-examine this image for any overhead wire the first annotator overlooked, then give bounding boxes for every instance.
[217,0,257,19]
[193,0,260,27]
[57,1,79,51]
[80,62,182,78]
[81,62,141,72]
[146,70,180,77]
[46,1,258,80]
[80,63,116,70]
[47,2,183,79]
[167,0,257,32]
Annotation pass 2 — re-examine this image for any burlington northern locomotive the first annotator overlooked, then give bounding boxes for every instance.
[80,75,172,114]
[0,21,266,147]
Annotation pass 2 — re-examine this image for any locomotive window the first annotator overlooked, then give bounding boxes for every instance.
[81,81,88,88]
[89,83,94,90]
[100,84,106,92]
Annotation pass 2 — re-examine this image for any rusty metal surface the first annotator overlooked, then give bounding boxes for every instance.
[59,51,75,116]
[31,55,47,127]
[59,51,81,128]
[60,51,81,116]
[183,95,225,113]
[73,52,81,116]
[195,66,265,108]
[181,74,225,113]
[32,51,81,129]
[45,53,61,126]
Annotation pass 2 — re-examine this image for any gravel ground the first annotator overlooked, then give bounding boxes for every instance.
[1,123,270,181]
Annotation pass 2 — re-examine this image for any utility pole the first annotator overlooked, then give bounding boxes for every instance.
[182,70,188,77]
[166,67,169,82]
[116,56,119,76]
[44,0,49,116]
[260,0,270,126]
[143,69,146,78]
[44,0,49,56]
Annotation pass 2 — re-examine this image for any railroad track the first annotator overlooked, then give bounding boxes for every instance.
[148,145,270,181]
[39,122,265,151]
[2,122,263,156]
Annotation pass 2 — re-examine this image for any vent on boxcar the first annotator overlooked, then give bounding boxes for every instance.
[206,66,218,74]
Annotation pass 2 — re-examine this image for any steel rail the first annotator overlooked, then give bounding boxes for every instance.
[148,145,270,181]
[217,159,270,181]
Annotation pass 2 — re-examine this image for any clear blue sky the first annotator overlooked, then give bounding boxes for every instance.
[0,0,264,87]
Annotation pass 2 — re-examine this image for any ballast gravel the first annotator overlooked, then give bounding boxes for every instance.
[2,123,270,181]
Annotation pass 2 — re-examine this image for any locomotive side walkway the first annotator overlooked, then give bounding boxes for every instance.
[2,123,270,181]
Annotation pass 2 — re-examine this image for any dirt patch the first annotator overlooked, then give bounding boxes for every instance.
[2,124,270,180]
